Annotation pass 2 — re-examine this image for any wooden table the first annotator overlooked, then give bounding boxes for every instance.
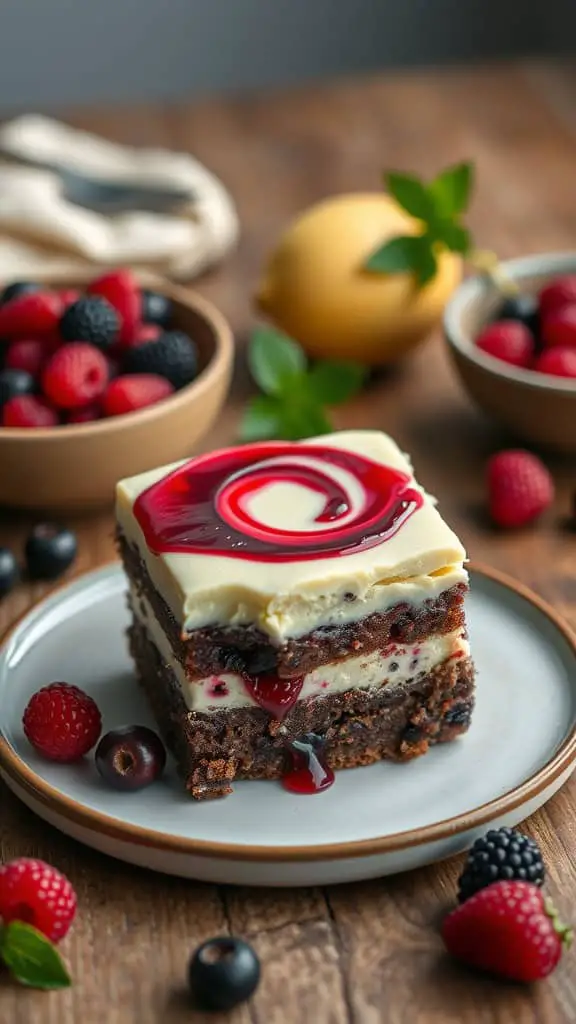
[2,60,576,1023]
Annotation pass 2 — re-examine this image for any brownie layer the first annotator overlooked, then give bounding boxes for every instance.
[119,532,467,681]
[129,618,475,800]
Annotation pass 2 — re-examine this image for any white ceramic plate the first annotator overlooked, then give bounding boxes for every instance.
[1,563,575,887]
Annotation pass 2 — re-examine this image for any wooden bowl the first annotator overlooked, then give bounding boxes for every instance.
[444,252,576,453]
[0,273,233,511]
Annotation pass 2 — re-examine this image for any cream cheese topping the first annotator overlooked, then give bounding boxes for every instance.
[117,430,468,640]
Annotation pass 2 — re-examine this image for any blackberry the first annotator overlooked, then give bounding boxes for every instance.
[141,288,172,327]
[1,281,41,304]
[123,330,198,389]
[60,296,119,350]
[458,827,544,903]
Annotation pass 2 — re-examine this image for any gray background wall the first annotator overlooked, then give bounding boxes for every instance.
[0,0,575,110]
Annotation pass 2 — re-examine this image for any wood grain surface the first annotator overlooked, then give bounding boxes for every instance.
[2,61,576,1023]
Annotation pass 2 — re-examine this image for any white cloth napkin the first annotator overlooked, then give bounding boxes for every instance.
[0,114,239,281]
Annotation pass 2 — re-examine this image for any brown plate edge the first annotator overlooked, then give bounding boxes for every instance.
[0,560,575,865]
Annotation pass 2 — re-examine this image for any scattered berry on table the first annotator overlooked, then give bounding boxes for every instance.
[0,367,36,406]
[87,269,141,346]
[487,450,554,528]
[42,342,109,409]
[541,305,576,350]
[0,547,18,597]
[141,288,172,328]
[539,275,576,318]
[188,936,261,1011]
[25,523,77,580]
[123,330,199,389]
[475,321,533,369]
[102,373,174,416]
[496,292,540,337]
[534,347,576,378]
[95,725,166,791]
[0,858,77,944]
[2,395,58,428]
[67,403,101,424]
[23,682,102,763]
[5,338,57,377]
[0,291,62,337]
[442,880,572,983]
[458,827,545,903]
[59,296,119,351]
[0,281,41,305]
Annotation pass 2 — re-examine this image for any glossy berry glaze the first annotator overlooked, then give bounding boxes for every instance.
[133,442,423,562]
[282,734,335,794]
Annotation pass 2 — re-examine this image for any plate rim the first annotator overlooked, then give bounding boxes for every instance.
[1,560,575,864]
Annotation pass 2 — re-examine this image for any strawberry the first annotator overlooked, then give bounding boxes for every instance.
[475,320,534,368]
[539,275,576,318]
[442,880,572,982]
[87,269,141,346]
[23,682,102,762]
[102,373,174,416]
[541,304,576,349]
[534,347,576,378]
[42,342,109,409]
[0,858,77,944]
[0,291,62,337]
[487,450,554,528]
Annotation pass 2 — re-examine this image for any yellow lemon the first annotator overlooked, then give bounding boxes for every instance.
[255,193,462,365]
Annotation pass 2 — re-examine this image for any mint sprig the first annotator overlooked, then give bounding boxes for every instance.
[240,327,366,442]
[0,921,72,990]
[365,161,474,287]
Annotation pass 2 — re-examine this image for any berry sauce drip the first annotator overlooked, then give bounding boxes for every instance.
[242,674,304,719]
[134,442,423,562]
[282,734,334,795]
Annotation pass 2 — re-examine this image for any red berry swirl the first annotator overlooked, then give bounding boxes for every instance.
[133,442,423,562]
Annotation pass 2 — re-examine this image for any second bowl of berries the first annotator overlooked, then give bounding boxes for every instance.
[444,252,576,452]
[0,270,233,510]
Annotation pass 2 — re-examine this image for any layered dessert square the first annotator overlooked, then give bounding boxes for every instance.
[115,430,474,799]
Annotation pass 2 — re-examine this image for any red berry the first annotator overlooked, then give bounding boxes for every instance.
[128,323,162,347]
[42,342,109,409]
[539,275,576,318]
[0,858,77,944]
[541,305,576,349]
[87,269,141,346]
[442,880,572,983]
[5,337,57,377]
[58,288,81,308]
[0,291,62,337]
[534,347,576,378]
[475,320,533,368]
[102,374,174,417]
[67,403,101,424]
[487,450,554,528]
[2,395,58,427]
[23,682,102,762]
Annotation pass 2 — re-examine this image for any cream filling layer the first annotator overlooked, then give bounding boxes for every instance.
[130,587,469,714]
[116,430,468,641]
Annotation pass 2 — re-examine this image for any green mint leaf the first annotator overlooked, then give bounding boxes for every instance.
[279,402,333,440]
[306,361,366,405]
[364,235,425,274]
[248,327,307,396]
[0,922,72,990]
[431,221,471,254]
[428,161,474,218]
[411,236,438,286]
[385,172,433,221]
[238,395,284,442]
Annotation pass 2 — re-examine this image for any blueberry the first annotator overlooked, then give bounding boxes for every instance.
[141,289,172,328]
[496,293,539,337]
[0,368,35,407]
[25,524,77,580]
[0,547,18,597]
[95,725,166,791]
[1,281,41,305]
[188,936,260,1011]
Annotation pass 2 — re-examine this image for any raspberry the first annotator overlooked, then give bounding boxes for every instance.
[68,403,101,424]
[42,342,109,409]
[0,858,77,944]
[541,304,576,349]
[58,288,81,308]
[123,330,199,388]
[87,269,141,346]
[539,275,576,318]
[487,450,554,528]
[60,296,119,350]
[2,395,58,427]
[475,320,533,368]
[103,374,174,416]
[534,347,576,378]
[131,323,162,346]
[0,291,62,337]
[5,338,57,377]
[23,682,102,762]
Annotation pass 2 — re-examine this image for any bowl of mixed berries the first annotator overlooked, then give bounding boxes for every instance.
[444,252,576,452]
[0,268,233,510]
